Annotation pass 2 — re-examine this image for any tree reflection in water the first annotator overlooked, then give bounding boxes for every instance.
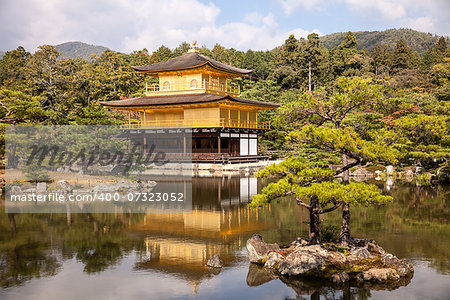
[0,178,448,298]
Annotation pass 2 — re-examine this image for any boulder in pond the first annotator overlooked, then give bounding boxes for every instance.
[264,251,284,269]
[350,247,373,259]
[277,244,346,276]
[246,234,280,264]
[359,268,400,282]
[206,254,223,268]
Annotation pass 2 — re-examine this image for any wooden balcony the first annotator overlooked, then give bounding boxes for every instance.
[122,118,270,130]
[145,80,240,97]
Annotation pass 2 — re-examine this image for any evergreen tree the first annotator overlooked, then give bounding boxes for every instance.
[24,45,62,108]
[299,33,330,89]
[435,36,448,54]
[391,39,413,70]
[338,31,357,49]
[330,31,362,77]
[149,45,173,63]
[269,35,301,88]
[371,44,391,75]
[211,44,229,63]
[173,42,192,56]
[0,46,31,91]
[252,77,398,245]
[281,34,300,66]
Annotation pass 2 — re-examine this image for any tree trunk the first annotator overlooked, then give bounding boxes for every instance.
[339,203,351,245]
[339,154,351,245]
[309,196,321,245]
[341,154,349,183]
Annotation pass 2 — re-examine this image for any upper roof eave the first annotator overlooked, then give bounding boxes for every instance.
[131,52,252,76]
[99,93,280,109]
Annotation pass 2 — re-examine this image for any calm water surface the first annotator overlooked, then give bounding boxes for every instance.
[0,177,449,300]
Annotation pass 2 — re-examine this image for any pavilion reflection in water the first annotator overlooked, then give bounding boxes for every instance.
[130,176,273,292]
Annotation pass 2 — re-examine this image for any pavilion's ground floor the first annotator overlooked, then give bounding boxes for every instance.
[125,127,267,163]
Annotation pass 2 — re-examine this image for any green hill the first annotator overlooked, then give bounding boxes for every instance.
[0,51,5,59]
[55,41,109,61]
[320,28,447,55]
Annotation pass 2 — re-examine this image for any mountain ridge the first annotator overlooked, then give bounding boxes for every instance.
[320,28,447,54]
[55,41,109,61]
[1,28,447,60]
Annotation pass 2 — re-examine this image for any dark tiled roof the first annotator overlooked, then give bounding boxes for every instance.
[132,52,252,75]
[100,93,280,108]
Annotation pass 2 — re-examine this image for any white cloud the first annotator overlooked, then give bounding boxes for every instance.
[339,0,448,35]
[244,12,265,24]
[276,0,447,36]
[403,16,436,33]
[341,0,406,20]
[0,0,315,53]
[1,0,447,54]
[277,0,324,15]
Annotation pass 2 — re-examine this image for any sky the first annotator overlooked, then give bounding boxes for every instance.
[0,0,449,53]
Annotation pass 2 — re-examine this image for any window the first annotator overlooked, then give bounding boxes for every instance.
[190,79,198,88]
[162,81,170,90]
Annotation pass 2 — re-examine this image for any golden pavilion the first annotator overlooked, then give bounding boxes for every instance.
[101,48,280,162]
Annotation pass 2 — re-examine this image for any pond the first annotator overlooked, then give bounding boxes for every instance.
[0,176,449,299]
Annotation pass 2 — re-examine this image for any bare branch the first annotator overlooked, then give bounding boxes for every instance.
[296,197,311,210]
[318,201,343,214]
[334,158,361,176]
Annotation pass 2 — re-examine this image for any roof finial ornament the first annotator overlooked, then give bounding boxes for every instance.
[188,41,199,53]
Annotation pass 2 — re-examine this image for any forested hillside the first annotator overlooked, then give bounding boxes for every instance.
[55,41,109,61]
[321,28,447,55]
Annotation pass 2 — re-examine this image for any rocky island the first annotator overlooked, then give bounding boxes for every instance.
[246,234,414,284]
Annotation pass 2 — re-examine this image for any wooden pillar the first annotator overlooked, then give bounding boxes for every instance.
[183,134,186,155]
[143,109,146,127]
[218,135,221,154]
[247,111,249,128]
[128,111,131,127]
[238,110,240,128]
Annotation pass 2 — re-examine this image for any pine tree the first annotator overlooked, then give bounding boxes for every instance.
[371,44,391,75]
[435,36,448,54]
[391,39,413,70]
[251,77,398,245]
[299,33,330,89]
[330,31,362,77]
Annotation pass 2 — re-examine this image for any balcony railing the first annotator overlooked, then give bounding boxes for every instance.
[145,80,240,96]
[122,118,270,130]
